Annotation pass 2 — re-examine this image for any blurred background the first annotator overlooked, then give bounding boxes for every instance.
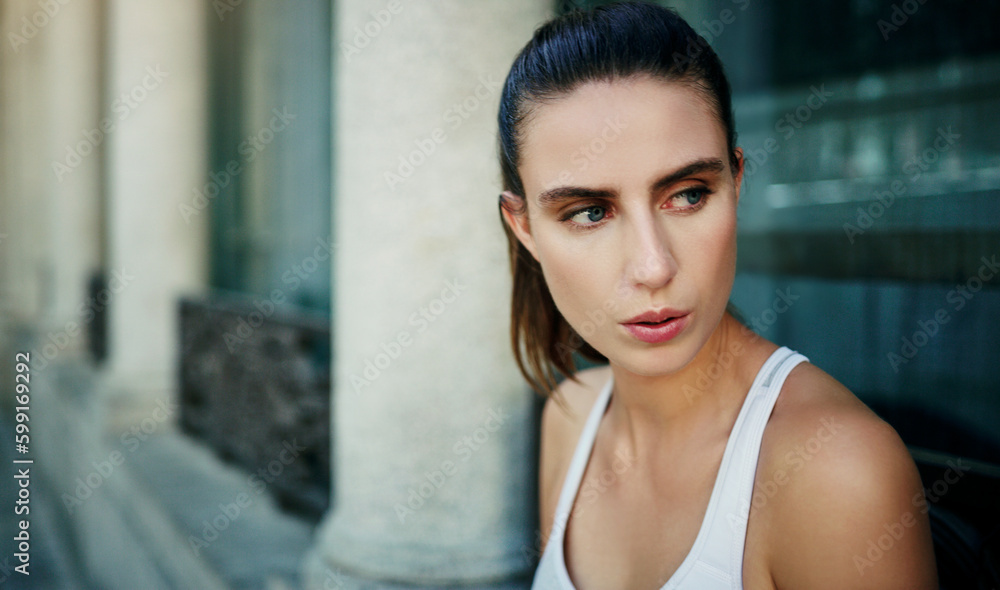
[0,0,998,588]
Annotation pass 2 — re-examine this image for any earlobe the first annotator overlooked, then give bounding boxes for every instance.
[499,190,540,261]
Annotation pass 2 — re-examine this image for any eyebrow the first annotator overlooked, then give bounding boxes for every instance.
[535,157,726,207]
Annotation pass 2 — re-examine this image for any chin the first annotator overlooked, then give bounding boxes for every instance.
[602,331,705,377]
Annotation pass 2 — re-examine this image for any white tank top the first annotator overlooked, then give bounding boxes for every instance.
[531,346,808,589]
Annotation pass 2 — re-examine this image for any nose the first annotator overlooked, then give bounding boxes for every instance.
[622,210,678,291]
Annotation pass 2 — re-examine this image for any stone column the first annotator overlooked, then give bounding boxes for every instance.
[0,0,103,357]
[303,2,551,588]
[103,0,208,419]
[43,0,105,342]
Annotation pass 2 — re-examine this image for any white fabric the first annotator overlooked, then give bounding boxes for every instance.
[531,347,808,589]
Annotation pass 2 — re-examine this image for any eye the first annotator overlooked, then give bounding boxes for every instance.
[667,187,710,210]
[565,205,608,226]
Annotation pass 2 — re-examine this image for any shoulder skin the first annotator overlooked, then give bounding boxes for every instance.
[754,362,938,589]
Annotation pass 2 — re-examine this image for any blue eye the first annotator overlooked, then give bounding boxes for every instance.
[669,188,710,210]
[568,205,607,225]
[682,189,705,205]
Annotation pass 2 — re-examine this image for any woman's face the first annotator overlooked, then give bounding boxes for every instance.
[504,76,743,377]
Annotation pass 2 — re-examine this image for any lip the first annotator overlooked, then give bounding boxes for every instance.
[620,309,690,344]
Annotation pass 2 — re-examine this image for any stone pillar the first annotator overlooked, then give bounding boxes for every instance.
[103,0,208,418]
[43,0,105,340]
[0,0,103,358]
[303,2,551,588]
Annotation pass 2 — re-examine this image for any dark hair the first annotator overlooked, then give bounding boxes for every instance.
[497,1,739,400]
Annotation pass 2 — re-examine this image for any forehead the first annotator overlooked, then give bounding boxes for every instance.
[518,76,728,195]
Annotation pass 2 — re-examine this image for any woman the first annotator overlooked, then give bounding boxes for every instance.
[496,3,938,589]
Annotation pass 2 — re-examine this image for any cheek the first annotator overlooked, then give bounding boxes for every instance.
[692,209,738,295]
[709,213,737,261]
[533,229,616,322]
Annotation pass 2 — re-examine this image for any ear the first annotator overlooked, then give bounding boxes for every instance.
[499,190,540,261]
[731,148,744,205]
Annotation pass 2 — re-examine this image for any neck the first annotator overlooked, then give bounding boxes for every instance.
[606,312,775,460]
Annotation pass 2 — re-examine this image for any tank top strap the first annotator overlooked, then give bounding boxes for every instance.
[684,346,808,579]
[549,375,614,543]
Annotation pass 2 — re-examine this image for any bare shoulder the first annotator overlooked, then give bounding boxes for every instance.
[755,361,938,589]
[537,365,612,547]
